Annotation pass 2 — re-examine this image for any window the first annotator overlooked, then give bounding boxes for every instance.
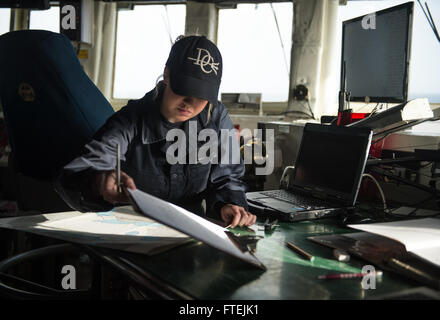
[29,6,60,33]
[337,0,440,104]
[113,5,186,99]
[218,3,293,102]
[407,1,440,103]
[0,9,10,35]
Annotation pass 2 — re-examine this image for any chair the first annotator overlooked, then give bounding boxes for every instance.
[0,30,114,212]
[0,243,101,299]
[0,30,115,299]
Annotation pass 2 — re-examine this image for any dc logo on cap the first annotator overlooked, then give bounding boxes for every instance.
[187,48,219,75]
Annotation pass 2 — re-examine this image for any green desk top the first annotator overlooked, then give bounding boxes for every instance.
[120,218,418,299]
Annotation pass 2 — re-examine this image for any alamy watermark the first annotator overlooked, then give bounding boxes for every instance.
[61,5,77,30]
[362,13,376,30]
[61,265,76,290]
[361,265,381,290]
[165,121,274,176]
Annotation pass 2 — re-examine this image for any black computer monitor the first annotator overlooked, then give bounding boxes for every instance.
[341,2,414,103]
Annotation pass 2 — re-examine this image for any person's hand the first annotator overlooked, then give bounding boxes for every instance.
[220,204,257,228]
[95,170,136,204]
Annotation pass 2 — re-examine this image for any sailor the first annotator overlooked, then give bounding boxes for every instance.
[56,35,256,228]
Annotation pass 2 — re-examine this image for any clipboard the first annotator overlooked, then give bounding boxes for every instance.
[127,188,266,270]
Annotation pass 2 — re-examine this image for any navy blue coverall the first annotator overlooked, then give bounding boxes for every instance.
[56,86,249,220]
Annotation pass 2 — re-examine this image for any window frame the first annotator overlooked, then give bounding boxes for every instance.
[109,2,291,114]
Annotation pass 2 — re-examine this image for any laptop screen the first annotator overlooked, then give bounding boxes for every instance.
[292,124,372,204]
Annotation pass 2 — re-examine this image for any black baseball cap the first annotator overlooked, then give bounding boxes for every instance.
[166,36,222,105]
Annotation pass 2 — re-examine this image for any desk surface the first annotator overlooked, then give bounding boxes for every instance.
[103,218,418,299]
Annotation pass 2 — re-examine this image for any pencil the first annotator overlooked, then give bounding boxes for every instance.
[285,241,314,261]
[117,143,121,193]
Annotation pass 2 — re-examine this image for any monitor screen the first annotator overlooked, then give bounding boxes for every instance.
[293,125,371,199]
[341,2,413,103]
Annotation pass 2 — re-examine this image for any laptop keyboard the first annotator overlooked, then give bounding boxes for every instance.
[260,190,328,209]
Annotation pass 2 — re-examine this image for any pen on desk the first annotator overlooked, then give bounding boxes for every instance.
[117,143,121,193]
[285,241,314,261]
[318,270,383,280]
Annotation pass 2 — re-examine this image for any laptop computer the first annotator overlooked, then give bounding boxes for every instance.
[246,123,373,222]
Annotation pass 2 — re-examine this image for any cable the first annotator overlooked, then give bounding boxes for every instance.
[372,133,391,145]
[356,102,377,113]
[270,3,289,79]
[418,0,435,30]
[425,3,440,40]
[163,5,173,46]
[417,0,440,42]
[362,173,388,212]
[369,103,380,116]
[305,100,315,120]
[266,109,307,116]
[329,116,338,125]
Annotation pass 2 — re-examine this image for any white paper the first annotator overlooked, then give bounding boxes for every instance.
[128,189,266,269]
[0,206,190,255]
[42,210,185,238]
[349,218,440,267]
